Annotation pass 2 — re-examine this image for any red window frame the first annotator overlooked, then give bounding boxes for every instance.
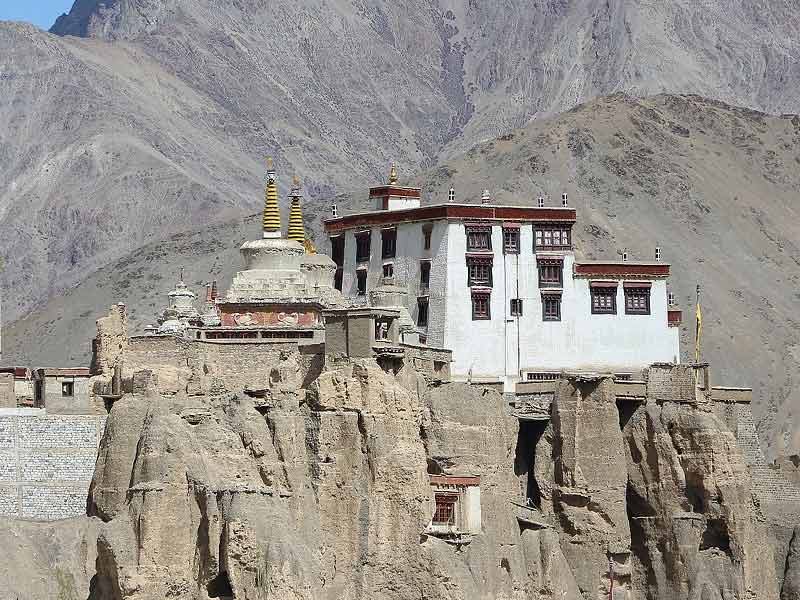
[537,258,563,288]
[433,493,457,525]
[467,256,493,287]
[591,285,617,314]
[465,225,492,251]
[542,293,561,321]
[472,291,491,320]
[534,225,571,250]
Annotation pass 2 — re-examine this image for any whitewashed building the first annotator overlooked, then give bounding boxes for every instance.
[324,175,682,390]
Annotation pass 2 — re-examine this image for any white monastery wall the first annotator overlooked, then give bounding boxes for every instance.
[441,223,679,383]
[0,408,105,520]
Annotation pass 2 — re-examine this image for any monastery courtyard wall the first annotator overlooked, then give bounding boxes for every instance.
[0,408,106,520]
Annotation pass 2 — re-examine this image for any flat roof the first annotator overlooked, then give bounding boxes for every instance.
[325,203,576,232]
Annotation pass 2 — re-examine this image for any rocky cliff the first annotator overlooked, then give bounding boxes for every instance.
[5,348,793,600]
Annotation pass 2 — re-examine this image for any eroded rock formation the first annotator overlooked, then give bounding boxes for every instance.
[5,350,795,599]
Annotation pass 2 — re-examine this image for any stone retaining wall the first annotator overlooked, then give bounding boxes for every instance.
[0,409,105,520]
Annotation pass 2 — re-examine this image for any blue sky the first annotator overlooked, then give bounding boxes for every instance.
[0,0,74,30]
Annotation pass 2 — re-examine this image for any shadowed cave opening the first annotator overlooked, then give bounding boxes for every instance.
[514,420,548,508]
[700,518,731,554]
[207,571,233,598]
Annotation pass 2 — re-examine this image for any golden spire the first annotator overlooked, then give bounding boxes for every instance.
[262,157,281,238]
[388,162,398,185]
[287,174,306,245]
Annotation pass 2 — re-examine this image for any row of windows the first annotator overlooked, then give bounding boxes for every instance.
[466,257,563,288]
[342,259,432,296]
[468,225,571,253]
[468,287,651,321]
[332,222,572,266]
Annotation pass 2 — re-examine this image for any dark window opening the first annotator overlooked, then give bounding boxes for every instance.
[526,372,560,381]
[422,224,433,250]
[420,261,431,288]
[433,493,457,525]
[534,226,571,250]
[538,260,563,287]
[466,226,491,251]
[334,268,343,291]
[472,293,491,320]
[510,298,523,316]
[355,232,371,263]
[625,287,651,315]
[356,270,367,296]
[381,228,396,259]
[331,236,345,266]
[62,381,74,397]
[591,286,617,314]
[503,228,520,254]
[417,298,429,327]
[542,294,561,321]
[207,571,234,598]
[467,257,493,287]
[382,263,394,279]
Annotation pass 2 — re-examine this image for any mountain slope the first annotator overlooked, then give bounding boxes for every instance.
[419,93,800,458]
[4,93,799,458]
[3,0,800,324]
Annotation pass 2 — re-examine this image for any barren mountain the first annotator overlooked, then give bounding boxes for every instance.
[4,92,799,458]
[2,0,800,324]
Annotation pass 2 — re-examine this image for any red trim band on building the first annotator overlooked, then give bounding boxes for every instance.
[574,263,670,278]
[429,475,481,486]
[368,186,422,198]
[589,281,619,288]
[623,281,653,288]
[502,221,521,229]
[325,204,577,233]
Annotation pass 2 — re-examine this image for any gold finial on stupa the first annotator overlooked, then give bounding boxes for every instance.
[287,174,306,245]
[388,162,398,185]
[262,157,281,237]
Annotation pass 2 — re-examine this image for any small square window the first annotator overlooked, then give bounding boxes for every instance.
[62,381,74,397]
[382,263,394,279]
[542,294,561,321]
[591,286,617,314]
[417,298,429,327]
[381,228,396,259]
[510,298,523,316]
[433,493,457,525]
[422,224,433,250]
[355,232,371,263]
[356,270,368,296]
[624,287,651,315]
[472,292,491,320]
[503,228,520,254]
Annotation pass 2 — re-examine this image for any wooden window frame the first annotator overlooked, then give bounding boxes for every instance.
[382,263,394,279]
[534,225,572,251]
[510,298,523,316]
[503,228,520,254]
[466,255,493,287]
[465,225,492,252]
[541,293,561,321]
[590,285,617,315]
[381,228,397,259]
[433,493,457,526]
[537,258,563,288]
[355,232,371,263]
[471,290,491,320]
[624,285,651,315]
